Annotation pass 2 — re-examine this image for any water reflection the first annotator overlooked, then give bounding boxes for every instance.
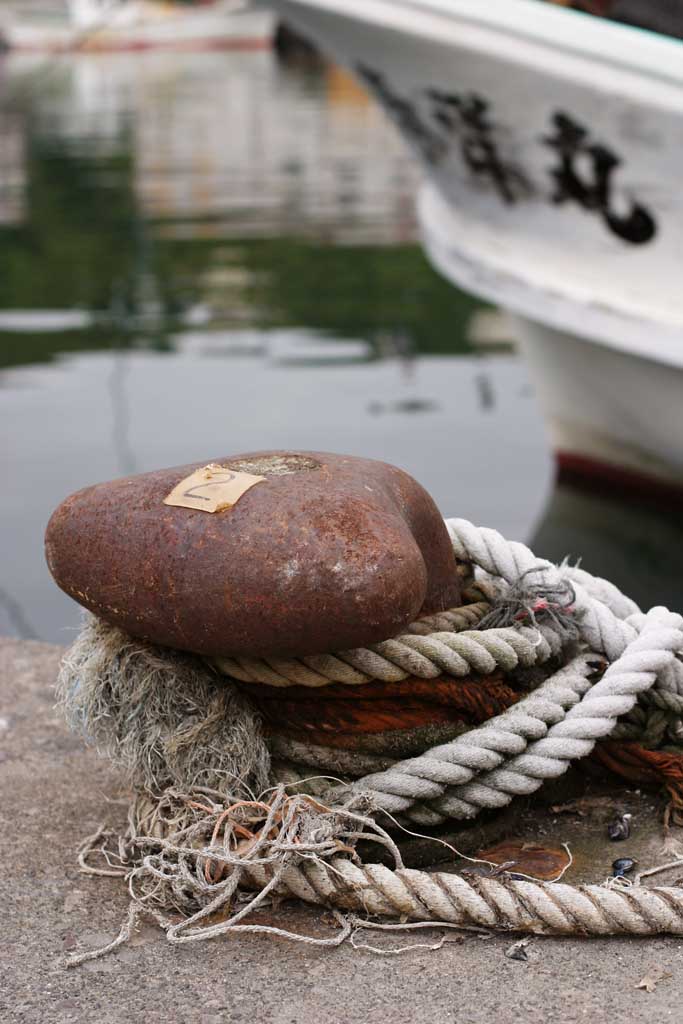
[532,480,683,615]
[0,46,680,641]
[0,51,481,365]
[2,342,551,639]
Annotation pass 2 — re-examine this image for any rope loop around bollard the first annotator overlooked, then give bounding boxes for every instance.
[59,518,683,963]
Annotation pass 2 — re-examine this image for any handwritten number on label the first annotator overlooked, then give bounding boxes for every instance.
[183,471,237,502]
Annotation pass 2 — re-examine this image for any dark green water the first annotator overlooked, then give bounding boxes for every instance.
[1,48,681,642]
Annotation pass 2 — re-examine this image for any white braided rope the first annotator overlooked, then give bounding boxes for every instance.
[341,595,683,823]
[446,519,683,703]
[562,564,640,621]
[430,609,683,819]
[341,653,597,815]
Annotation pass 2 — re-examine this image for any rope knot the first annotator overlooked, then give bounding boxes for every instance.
[479,568,580,640]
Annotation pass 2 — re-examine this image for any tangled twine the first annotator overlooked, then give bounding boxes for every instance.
[71,785,401,961]
[477,569,579,635]
[71,781,683,965]
[58,519,683,964]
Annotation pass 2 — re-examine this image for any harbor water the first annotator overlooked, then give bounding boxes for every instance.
[1,46,682,643]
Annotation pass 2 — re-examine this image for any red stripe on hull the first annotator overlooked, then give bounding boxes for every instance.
[556,450,683,509]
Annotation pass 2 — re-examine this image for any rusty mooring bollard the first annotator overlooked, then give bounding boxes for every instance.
[45,451,461,658]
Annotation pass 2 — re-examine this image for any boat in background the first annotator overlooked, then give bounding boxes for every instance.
[0,0,275,52]
[267,0,683,494]
[544,0,683,41]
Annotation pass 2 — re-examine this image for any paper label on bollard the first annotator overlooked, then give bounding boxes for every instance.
[164,464,266,512]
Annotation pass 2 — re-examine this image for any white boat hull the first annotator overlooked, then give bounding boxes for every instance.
[268,0,683,489]
[515,316,683,488]
[420,179,683,490]
[2,3,275,52]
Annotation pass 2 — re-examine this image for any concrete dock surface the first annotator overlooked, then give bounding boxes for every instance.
[2,636,682,1024]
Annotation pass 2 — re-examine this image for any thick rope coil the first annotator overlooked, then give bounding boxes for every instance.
[61,521,683,959]
[405,601,491,635]
[337,654,596,815]
[610,704,681,747]
[242,857,683,936]
[212,622,566,688]
[429,610,683,819]
[561,564,641,621]
[68,784,683,967]
[446,519,683,713]
[346,609,683,822]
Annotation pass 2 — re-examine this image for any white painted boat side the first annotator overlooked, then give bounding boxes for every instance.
[419,183,683,371]
[268,0,683,96]
[268,0,683,360]
[267,0,683,484]
[514,315,683,480]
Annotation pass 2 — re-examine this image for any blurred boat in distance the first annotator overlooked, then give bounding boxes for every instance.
[0,0,275,52]
[267,0,683,496]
